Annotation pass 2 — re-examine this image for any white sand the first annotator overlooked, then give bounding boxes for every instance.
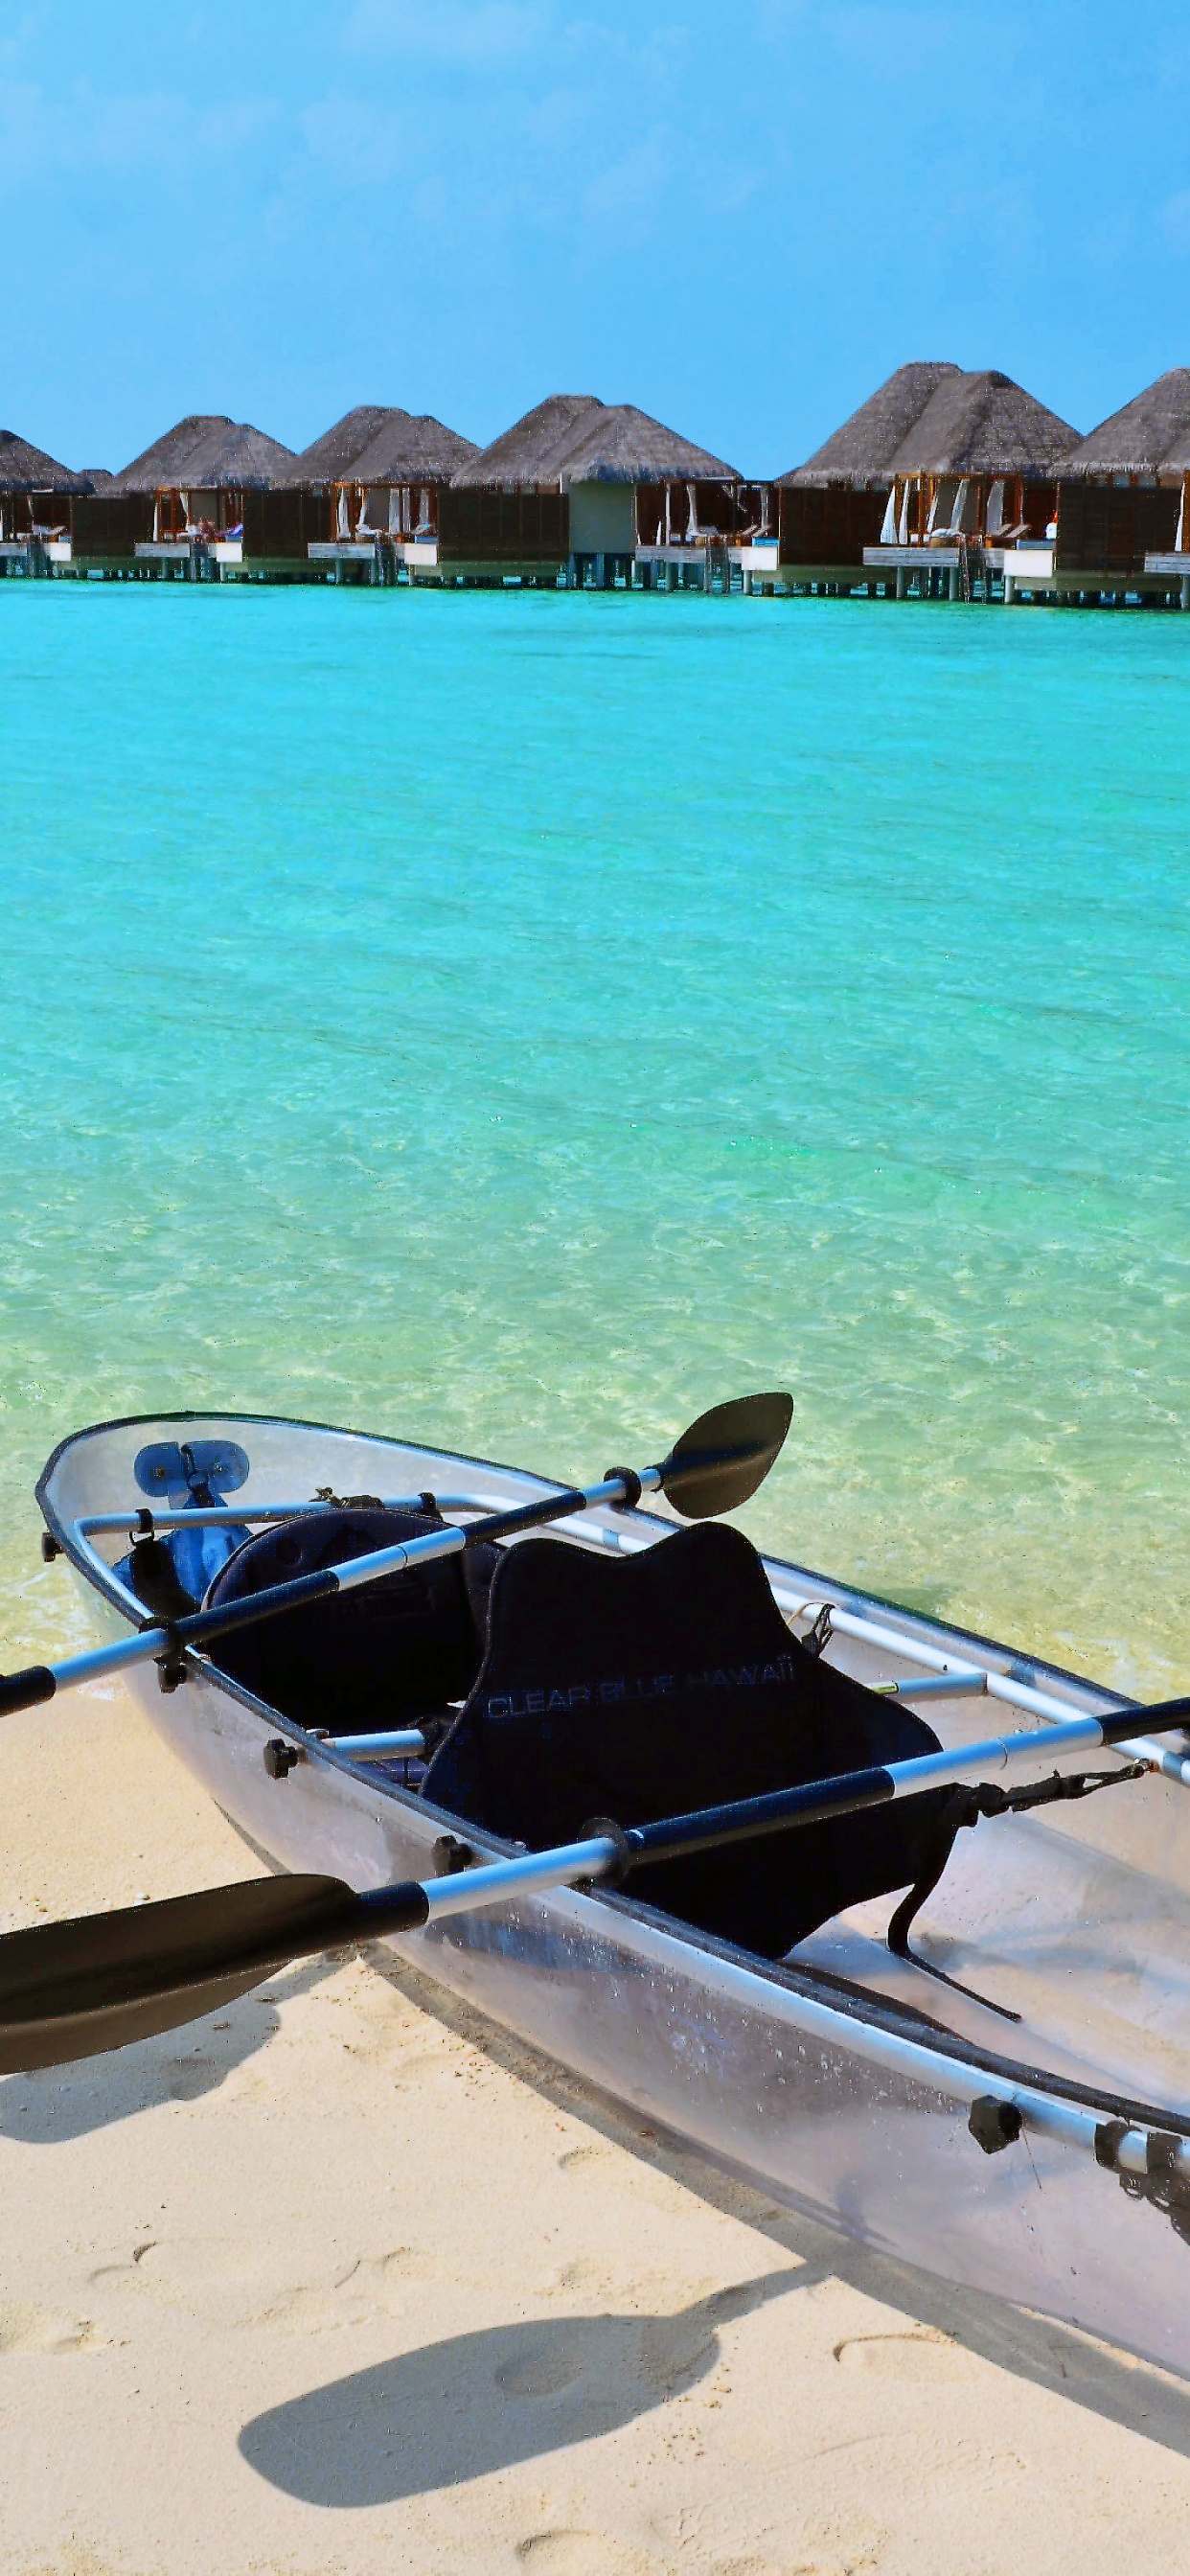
[2,1683,1190,2576]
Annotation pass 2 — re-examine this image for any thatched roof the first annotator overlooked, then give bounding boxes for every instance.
[552,403,737,484]
[779,362,961,487]
[450,395,606,488]
[345,411,478,483]
[296,406,399,480]
[77,467,114,490]
[1061,370,1190,476]
[453,394,737,488]
[0,429,90,494]
[887,370,1079,477]
[108,415,298,494]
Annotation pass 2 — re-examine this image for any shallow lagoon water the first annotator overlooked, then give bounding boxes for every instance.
[1,583,1188,1690]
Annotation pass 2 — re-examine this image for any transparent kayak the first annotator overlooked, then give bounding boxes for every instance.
[35,1407,1190,2379]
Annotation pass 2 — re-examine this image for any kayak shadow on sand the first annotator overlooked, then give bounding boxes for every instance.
[239,2266,798,2506]
[0,1959,331,2145]
[363,1950,1190,2463]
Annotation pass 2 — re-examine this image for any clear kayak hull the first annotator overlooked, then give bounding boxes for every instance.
[34,1408,1190,2379]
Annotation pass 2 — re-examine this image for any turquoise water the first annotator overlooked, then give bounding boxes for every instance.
[2,584,1189,1690]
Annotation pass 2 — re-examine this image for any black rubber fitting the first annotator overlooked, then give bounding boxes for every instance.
[604,1467,642,1512]
[578,1816,634,1887]
[968,2095,1023,2155]
[0,1664,56,1714]
[155,1645,189,1695]
[39,1532,61,1563]
[357,1880,432,1934]
[263,1737,303,1779]
[432,1833,476,1875]
[1095,2117,1130,2171]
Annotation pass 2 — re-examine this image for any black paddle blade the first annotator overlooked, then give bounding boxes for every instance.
[0,1872,366,2075]
[659,1392,793,1520]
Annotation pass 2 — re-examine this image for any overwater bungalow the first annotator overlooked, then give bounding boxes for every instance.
[865,370,1079,596]
[0,430,93,568]
[555,404,751,586]
[72,416,303,574]
[1051,372,1190,600]
[774,361,961,586]
[443,395,748,586]
[309,410,478,577]
[439,395,598,580]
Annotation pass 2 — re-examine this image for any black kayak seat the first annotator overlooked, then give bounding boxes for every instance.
[422,1522,955,1961]
[201,1506,498,1736]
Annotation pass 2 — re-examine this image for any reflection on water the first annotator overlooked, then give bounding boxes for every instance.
[2,587,1189,1695]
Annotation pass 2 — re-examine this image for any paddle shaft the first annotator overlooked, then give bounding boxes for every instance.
[615,1693,1190,1865]
[0,1685,1185,2078]
[1,1466,662,1719]
[13,1392,794,1724]
[242,1691,1190,1952]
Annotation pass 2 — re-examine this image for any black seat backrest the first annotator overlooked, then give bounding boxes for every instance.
[203,1507,498,1735]
[422,1523,953,1960]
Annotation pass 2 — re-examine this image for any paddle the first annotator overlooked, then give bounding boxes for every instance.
[4,1394,793,1721]
[1,1685,1187,2075]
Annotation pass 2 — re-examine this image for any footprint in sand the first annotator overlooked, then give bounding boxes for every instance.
[556,2143,611,2173]
[536,2255,614,2299]
[0,2301,103,2355]
[833,2329,979,2381]
[515,2534,663,2575]
[496,2327,586,2399]
[22,2551,128,2576]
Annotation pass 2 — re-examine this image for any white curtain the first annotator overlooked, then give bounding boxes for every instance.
[336,486,350,540]
[685,481,698,540]
[880,484,898,543]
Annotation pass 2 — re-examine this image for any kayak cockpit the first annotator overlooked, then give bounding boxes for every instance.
[41,1411,1190,2127]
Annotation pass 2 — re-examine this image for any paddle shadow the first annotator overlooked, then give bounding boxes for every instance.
[363,1944,1190,2461]
[240,2267,795,2506]
[0,1958,330,2144]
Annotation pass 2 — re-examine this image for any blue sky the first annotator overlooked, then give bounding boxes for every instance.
[3,0,1186,474]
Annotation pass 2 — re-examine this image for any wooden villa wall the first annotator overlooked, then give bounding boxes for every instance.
[438,489,568,563]
[69,494,154,554]
[1054,483,1180,573]
[242,490,332,558]
[778,485,888,565]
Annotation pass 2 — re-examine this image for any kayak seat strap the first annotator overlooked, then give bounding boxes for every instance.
[201,1506,499,1736]
[421,1522,957,1962]
[887,1763,1149,2022]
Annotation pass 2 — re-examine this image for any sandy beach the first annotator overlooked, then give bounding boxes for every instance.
[0,1677,1184,2576]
